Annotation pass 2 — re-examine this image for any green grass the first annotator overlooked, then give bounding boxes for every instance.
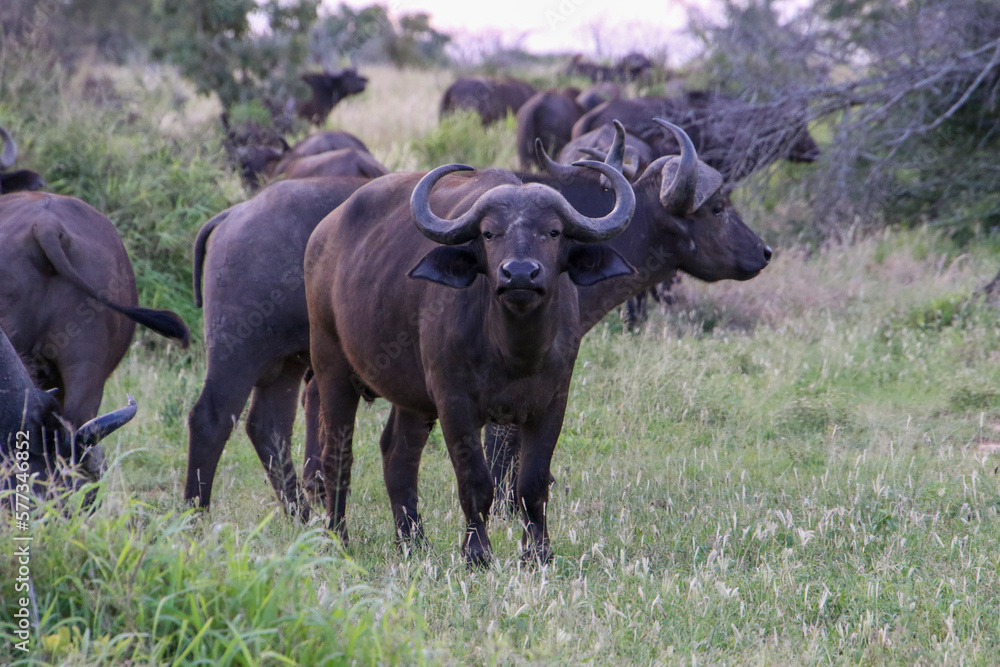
[2,43,1000,665]
[5,228,1000,665]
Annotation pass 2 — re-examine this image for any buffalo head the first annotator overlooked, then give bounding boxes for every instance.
[1,327,136,497]
[640,119,772,281]
[298,68,369,126]
[408,161,636,311]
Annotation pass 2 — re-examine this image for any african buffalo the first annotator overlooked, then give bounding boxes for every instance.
[278,149,388,181]
[238,130,371,191]
[0,192,189,428]
[439,77,538,125]
[0,126,45,194]
[297,68,369,126]
[565,52,653,83]
[516,89,585,171]
[1,324,137,497]
[305,159,636,566]
[557,123,655,181]
[186,176,373,517]
[487,120,772,510]
[572,92,821,182]
[576,83,622,112]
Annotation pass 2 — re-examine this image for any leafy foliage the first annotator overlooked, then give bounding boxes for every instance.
[308,3,451,68]
[150,0,320,109]
[690,0,1000,242]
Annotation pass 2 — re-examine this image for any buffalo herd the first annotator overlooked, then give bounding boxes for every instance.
[1,54,813,566]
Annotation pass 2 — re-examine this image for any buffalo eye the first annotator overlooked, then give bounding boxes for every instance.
[482,230,494,240]
[548,229,561,239]
[712,203,725,216]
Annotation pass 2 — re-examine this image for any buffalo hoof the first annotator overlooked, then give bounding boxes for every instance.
[462,526,493,569]
[520,543,553,566]
[327,519,350,547]
[394,509,427,555]
[304,478,327,506]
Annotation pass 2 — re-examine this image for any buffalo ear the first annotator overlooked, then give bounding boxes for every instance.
[563,243,634,286]
[408,246,481,289]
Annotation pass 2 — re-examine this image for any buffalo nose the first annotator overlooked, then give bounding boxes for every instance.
[501,259,541,280]
[763,246,773,263]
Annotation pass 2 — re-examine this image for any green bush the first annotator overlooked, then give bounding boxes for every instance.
[1,40,238,335]
[413,111,518,171]
[0,490,426,665]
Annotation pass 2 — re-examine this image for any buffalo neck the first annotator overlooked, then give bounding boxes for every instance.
[485,289,561,377]
[578,188,680,330]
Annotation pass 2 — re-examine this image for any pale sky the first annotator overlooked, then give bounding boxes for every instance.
[329,0,706,62]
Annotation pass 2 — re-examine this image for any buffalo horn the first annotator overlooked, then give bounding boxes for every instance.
[654,119,698,215]
[0,126,17,170]
[554,160,635,242]
[75,394,137,447]
[604,120,626,173]
[410,164,483,245]
[534,139,577,180]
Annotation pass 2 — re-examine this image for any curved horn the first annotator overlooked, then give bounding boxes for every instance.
[555,160,635,242]
[409,164,482,245]
[75,394,137,447]
[0,126,17,170]
[653,118,698,215]
[534,138,577,180]
[604,120,626,172]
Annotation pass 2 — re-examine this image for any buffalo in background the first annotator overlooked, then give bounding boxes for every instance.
[0,126,45,194]
[565,52,654,83]
[297,68,369,126]
[186,175,377,517]
[573,91,821,183]
[515,88,585,171]
[0,192,190,429]
[236,130,373,191]
[439,76,537,125]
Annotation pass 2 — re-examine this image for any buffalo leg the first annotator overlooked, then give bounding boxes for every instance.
[437,405,494,567]
[301,374,325,505]
[515,390,570,565]
[186,366,260,508]
[245,360,309,520]
[310,333,361,542]
[484,422,520,518]
[379,406,434,547]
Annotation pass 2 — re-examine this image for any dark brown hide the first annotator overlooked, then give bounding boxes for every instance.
[576,82,622,111]
[186,176,372,517]
[439,77,538,125]
[297,69,369,126]
[0,192,188,428]
[304,162,635,565]
[279,149,388,181]
[516,89,585,171]
[239,130,371,192]
[490,122,773,510]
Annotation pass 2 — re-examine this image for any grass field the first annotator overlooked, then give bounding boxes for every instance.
[3,64,1000,665]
